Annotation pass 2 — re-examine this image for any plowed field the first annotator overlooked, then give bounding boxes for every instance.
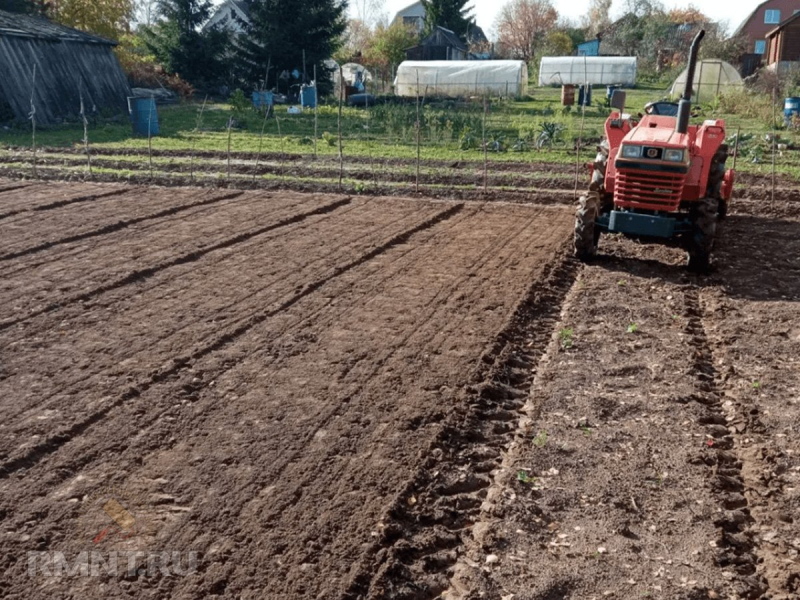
[1,178,798,600]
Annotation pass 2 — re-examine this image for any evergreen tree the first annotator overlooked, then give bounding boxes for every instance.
[420,0,474,40]
[142,0,229,90]
[0,0,46,15]
[236,0,347,94]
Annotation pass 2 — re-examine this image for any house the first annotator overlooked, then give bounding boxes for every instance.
[203,0,251,34]
[734,0,800,57]
[406,26,468,61]
[577,38,601,57]
[392,0,426,34]
[0,10,130,124]
[765,10,800,72]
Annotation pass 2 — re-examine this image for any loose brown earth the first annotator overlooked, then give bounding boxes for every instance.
[0,176,798,600]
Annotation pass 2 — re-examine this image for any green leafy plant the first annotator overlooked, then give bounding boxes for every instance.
[322,131,337,147]
[559,328,574,349]
[626,323,638,334]
[517,470,535,484]
[533,431,548,448]
[536,121,564,148]
[751,380,762,389]
[228,89,250,129]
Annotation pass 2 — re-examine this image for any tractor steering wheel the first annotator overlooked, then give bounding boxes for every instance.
[644,102,680,117]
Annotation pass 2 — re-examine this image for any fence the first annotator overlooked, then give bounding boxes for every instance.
[6,74,800,201]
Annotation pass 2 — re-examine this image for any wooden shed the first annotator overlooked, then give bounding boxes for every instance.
[766,12,800,71]
[405,26,468,61]
[0,10,130,124]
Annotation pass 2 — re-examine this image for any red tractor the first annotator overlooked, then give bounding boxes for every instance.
[574,30,735,271]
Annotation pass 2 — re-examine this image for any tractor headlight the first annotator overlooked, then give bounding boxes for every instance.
[664,148,686,162]
[621,144,642,159]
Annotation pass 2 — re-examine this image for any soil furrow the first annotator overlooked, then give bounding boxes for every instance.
[0,190,244,262]
[0,195,345,329]
[0,203,464,477]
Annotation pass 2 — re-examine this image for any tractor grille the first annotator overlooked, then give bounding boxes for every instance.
[615,169,685,211]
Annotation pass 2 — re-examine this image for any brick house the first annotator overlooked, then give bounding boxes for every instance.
[734,0,800,56]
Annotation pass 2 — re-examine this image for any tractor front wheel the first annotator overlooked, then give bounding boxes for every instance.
[687,196,718,272]
[574,191,601,261]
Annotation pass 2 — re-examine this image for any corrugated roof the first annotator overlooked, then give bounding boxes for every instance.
[0,9,116,45]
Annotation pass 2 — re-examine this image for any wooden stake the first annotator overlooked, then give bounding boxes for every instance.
[29,64,37,178]
[313,64,318,160]
[415,69,420,194]
[148,94,154,180]
[190,95,208,182]
[338,64,344,191]
[79,78,91,175]
[482,94,488,193]
[254,103,271,182]
[772,87,777,204]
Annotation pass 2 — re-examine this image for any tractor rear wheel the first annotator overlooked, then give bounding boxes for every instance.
[574,191,601,261]
[687,196,718,272]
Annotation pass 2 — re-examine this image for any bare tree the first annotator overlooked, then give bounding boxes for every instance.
[352,0,385,27]
[134,0,159,26]
[495,0,558,62]
[581,0,612,38]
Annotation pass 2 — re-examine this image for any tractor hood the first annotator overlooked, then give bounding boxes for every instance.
[624,115,691,148]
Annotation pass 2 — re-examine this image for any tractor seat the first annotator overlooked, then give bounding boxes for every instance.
[644,102,679,117]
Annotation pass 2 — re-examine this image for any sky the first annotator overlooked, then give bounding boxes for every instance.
[377,0,757,38]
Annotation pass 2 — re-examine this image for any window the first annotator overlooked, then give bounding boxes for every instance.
[755,40,766,54]
[764,9,781,23]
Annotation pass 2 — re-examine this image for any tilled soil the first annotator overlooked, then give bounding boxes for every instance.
[0,179,572,599]
[442,204,800,599]
[1,178,798,600]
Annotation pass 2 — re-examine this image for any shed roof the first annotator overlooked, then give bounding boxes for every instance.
[765,9,800,38]
[422,26,467,51]
[0,9,116,45]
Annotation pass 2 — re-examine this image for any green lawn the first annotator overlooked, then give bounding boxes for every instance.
[2,84,799,179]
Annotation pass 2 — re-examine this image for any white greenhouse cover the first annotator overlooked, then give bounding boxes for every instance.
[669,60,743,102]
[394,61,528,98]
[538,57,637,86]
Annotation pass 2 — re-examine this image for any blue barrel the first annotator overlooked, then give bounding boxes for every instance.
[606,85,619,101]
[300,85,317,108]
[578,85,592,107]
[252,90,274,109]
[784,97,800,125]
[127,97,159,136]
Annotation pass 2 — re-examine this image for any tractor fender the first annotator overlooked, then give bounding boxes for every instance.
[721,169,735,201]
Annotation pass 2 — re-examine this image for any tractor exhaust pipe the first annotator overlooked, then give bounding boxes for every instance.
[676,29,705,135]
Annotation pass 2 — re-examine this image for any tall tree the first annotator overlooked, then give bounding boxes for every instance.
[362,21,418,72]
[48,0,135,41]
[0,0,40,14]
[237,0,348,93]
[420,0,474,40]
[495,0,557,62]
[334,17,374,63]
[142,0,229,89]
[581,0,611,38]
[351,0,384,27]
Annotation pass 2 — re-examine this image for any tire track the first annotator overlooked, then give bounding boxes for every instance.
[0,203,464,479]
[340,243,578,599]
[683,287,767,599]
